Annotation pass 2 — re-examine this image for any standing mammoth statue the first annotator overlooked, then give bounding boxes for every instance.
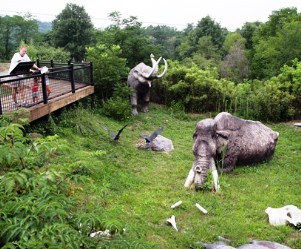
[184,112,279,191]
[127,54,168,115]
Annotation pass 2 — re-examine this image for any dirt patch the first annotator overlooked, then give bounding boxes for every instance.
[0,63,10,72]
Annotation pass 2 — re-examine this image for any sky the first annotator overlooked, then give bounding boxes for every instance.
[1,0,301,31]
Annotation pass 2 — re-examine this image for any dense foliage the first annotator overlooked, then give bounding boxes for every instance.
[1,5,301,121]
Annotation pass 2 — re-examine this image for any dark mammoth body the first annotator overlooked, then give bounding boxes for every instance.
[185,112,279,191]
[127,54,167,115]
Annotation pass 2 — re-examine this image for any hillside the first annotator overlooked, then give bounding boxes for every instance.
[1,103,301,248]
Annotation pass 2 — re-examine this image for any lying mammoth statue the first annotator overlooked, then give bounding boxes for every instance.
[127,54,168,115]
[184,112,279,191]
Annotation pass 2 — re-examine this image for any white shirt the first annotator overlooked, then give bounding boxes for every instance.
[9,52,31,74]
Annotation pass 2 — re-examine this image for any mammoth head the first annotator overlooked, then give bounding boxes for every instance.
[132,54,168,87]
[185,118,220,191]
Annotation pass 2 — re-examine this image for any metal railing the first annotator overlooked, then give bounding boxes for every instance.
[0,60,93,115]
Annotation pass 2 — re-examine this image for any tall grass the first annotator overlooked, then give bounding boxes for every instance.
[25,104,301,248]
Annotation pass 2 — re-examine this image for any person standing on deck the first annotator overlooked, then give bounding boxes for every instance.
[9,45,40,107]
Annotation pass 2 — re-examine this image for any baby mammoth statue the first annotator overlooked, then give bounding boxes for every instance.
[127,54,168,115]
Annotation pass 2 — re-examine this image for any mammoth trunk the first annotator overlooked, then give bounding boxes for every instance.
[184,157,211,190]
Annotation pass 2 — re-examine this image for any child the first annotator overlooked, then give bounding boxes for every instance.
[32,77,40,103]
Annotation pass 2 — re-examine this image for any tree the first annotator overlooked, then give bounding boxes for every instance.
[219,42,249,83]
[86,43,128,99]
[176,16,227,62]
[144,25,182,60]
[51,3,94,61]
[251,8,301,79]
[193,16,227,51]
[95,12,158,68]
[239,21,261,50]
[0,15,39,60]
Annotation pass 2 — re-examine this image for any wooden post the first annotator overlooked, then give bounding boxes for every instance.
[41,73,48,104]
[90,62,93,86]
[0,98,3,115]
[69,63,75,93]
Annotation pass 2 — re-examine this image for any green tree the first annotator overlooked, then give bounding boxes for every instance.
[250,7,301,79]
[27,43,70,62]
[193,16,227,52]
[96,12,158,68]
[144,25,182,60]
[86,43,128,99]
[52,3,94,61]
[176,16,226,63]
[0,15,39,60]
[239,21,261,50]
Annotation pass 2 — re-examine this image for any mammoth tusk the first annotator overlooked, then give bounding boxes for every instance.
[167,215,178,231]
[156,58,168,78]
[212,169,220,192]
[184,168,195,188]
[146,56,162,78]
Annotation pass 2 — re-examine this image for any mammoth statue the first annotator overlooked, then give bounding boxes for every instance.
[184,112,279,191]
[127,54,168,115]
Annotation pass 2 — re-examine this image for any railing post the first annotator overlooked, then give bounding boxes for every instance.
[41,74,48,104]
[51,59,54,68]
[89,62,93,86]
[37,59,40,67]
[0,98,3,115]
[69,63,75,93]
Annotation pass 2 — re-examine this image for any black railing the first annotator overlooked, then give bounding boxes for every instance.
[0,60,93,115]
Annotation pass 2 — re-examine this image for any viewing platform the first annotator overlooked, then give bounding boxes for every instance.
[0,60,94,122]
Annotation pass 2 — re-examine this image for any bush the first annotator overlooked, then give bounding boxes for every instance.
[103,96,131,121]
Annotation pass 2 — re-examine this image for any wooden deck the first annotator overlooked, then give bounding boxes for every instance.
[1,78,94,122]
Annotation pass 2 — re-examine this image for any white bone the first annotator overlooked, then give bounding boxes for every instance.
[184,168,195,188]
[265,205,301,227]
[195,203,208,214]
[167,215,178,231]
[171,201,182,209]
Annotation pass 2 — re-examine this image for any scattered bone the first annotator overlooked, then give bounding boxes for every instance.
[265,205,301,227]
[171,200,182,209]
[166,215,178,231]
[195,203,208,214]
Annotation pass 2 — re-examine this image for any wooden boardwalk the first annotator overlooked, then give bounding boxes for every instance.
[1,78,94,122]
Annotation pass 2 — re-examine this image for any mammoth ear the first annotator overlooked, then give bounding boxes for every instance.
[133,70,147,83]
[216,130,230,139]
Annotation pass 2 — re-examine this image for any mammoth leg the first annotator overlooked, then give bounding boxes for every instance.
[221,155,237,172]
[130,91,139,115]
[141,90,150,113]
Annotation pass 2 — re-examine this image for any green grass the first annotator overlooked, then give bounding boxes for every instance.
[31,103,301,248]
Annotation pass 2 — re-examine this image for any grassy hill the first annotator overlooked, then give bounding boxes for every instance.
[2,102,301,248]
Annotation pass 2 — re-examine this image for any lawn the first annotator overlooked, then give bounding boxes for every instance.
[40,102,301,248]
[25,103,301,248]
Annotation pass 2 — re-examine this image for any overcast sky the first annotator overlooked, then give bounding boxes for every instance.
[1,0,301,31]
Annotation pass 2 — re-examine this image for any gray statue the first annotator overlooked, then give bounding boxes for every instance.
[127,54,167,115]
[184,112,279,191]
[200,240,291,249]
